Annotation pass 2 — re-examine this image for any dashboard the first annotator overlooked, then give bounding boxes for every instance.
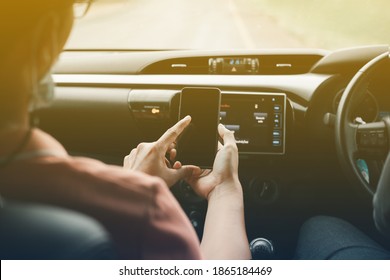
[49,45,390,163]
[36,45,390,258]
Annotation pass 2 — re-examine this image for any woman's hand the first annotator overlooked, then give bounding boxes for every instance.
[186,124,249,260]
[124,116,200,187]
[187,124,242,200]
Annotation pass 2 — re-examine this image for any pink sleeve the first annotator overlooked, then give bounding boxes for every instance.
[141,180,202,259]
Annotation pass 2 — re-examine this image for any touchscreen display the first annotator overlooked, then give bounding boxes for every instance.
[220,93,286,154]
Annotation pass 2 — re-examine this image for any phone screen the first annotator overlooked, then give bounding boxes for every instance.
[177,87,221,168]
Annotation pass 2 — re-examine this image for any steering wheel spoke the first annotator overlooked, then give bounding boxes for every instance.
[356,121,389,159]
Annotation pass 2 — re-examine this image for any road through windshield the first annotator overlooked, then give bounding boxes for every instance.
[66,0,390,50]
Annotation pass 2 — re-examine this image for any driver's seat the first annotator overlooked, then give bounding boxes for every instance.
[0,199,116,259]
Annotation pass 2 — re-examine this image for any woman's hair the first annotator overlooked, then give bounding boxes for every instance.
[0,0,74,127]
[0,1,73,60]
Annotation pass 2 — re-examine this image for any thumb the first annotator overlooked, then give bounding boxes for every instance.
[172,165,201,181]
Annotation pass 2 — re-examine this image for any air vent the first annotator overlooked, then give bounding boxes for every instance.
[257,55,323,74]
[141,55,323,75]
[141,57,209,74]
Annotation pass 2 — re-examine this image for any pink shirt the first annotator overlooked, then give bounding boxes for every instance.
[0,129,202,259]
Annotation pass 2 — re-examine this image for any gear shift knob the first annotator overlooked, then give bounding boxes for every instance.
[250,238,275,260]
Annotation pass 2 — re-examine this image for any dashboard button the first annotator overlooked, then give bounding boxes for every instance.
[377,132,386,146]
[359,132,370,146]
[272,139,281,146]
[273,130,281,137]
[369,132,378,146]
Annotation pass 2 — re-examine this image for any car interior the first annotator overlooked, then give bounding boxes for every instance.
[1,0,390,260]
[26,44,389,259]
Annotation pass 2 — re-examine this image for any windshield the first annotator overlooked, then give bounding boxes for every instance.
[66,0,390,50]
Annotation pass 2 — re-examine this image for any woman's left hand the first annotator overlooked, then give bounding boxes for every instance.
[124,116,200,187]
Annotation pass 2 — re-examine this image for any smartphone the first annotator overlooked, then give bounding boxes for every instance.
[177,87,221,168]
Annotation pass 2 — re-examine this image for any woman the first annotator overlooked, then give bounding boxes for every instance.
[0,0,250,260]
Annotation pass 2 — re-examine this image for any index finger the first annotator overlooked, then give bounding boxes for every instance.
[218,124,237,146]
[157,115,192,148]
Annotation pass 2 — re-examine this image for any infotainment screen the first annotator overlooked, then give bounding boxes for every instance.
[220,92,286,155]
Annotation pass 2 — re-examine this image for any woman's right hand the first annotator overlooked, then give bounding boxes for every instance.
[186,124,242,200]
[188,124,249,260]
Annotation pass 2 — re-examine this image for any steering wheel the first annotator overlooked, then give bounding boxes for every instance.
[335,50,390,196]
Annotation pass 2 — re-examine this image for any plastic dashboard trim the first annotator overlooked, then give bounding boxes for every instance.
[53,73,332,105]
